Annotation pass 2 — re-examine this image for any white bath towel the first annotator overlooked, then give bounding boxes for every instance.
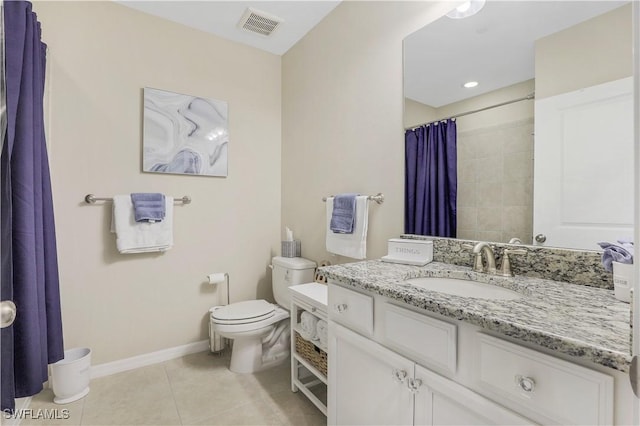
[316,320,328,348]
[111,195,173,254]
[300,311,319,341]
[326,195,369,259]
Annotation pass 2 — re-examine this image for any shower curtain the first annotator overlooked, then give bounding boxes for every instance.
[405,119,457,237]
[1,0,64,411]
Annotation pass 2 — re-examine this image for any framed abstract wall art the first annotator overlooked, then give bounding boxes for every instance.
[143,87,229,177]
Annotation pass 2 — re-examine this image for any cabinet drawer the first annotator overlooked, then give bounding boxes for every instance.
[328,284,373,336]
[383,303,456,374]
[477,334,613,425]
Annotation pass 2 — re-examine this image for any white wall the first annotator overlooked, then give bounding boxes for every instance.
[404,98,437,129]
[535,3,632,100]
[35,1,282,364]
[282,1,453,265]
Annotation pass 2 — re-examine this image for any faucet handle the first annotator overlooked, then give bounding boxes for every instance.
[499,248,527,277]
[461,244,483,272]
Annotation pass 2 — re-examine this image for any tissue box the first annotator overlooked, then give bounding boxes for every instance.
[282,240,301,258]
[381,238,433,266]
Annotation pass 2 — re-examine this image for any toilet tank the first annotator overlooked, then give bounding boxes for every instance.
[271,256,316,308]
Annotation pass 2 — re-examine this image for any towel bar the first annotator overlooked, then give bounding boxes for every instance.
[322,193,384,205]
[84,194,192,204]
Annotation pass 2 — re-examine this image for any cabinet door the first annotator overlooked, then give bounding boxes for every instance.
[414,365,532,426]
[328,322,414,426]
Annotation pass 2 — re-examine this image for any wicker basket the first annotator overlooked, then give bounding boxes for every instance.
[294,331,327,376]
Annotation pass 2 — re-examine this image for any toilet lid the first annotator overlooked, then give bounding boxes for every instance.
[210,300,275,322]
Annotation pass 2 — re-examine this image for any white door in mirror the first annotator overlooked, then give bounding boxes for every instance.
[533,77,633,250]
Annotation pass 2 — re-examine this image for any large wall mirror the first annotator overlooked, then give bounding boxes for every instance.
[403,1,634,251]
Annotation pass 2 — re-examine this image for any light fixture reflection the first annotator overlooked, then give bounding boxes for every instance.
[463,81,479,88]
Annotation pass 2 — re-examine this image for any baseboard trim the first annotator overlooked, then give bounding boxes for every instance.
[90,340,209,379]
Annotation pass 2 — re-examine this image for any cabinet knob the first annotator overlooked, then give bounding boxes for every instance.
[335,303,348,313]
[392,369,407,384]
[515,375,536,393]
[535,234,547,244]
[407,378,422,394]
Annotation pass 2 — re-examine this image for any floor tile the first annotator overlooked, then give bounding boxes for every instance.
[80,364,180,425]
[264,389,326,426]
[192,399,283,425]
[23,349,327,426]
[18,389,84,426]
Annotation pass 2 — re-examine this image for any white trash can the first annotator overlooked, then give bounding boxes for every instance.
[51,347,91,404]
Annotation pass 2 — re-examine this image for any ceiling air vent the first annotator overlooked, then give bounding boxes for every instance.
[238,7,283,37]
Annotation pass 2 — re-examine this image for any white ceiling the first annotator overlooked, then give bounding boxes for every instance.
[404,0,629,108]
[117,1,342,55]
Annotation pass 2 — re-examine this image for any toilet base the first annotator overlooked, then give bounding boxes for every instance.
[211,306,291,374]
[229,337,288,374]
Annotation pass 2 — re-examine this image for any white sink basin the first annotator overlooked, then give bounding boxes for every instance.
[404,277,522,300]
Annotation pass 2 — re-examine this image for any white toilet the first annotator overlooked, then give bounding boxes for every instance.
[210,256,316,374]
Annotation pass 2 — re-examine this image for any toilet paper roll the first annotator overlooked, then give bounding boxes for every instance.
[207,273,227,285]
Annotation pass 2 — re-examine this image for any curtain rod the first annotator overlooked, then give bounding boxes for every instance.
[405,92,535,131]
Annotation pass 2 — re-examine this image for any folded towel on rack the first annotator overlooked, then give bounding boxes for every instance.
[316,320,328,348]
[326,195,369,259]
[330,193,358,233]
[111,195,173,254]
[300,311,319,341]
[131,193,166,222]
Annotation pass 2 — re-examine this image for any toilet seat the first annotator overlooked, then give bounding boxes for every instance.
[212,305,289,334]
[210,300,275,325]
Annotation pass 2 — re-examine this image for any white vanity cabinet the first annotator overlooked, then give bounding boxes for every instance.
[329,322,414,425]
[327,282,620,426]
[329,321,531,426]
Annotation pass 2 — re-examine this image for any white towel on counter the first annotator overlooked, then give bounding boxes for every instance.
[326,195,369,259]
[111,195,174,254]
[316,320,328,348]
[300,311,319,341]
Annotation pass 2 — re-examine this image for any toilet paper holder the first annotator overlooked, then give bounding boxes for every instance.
[207,272,230,306]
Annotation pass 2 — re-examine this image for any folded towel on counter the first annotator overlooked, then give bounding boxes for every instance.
[131,193,166,222]
[326,196,369,259]
[597,241,633,272]
[300,311,319,341]
[617,238,634,251]
[330,193,358,234]
[316,320,328,348]
[111,195,173,254]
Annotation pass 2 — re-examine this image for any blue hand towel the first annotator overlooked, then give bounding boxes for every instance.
[597,241,633,272]
[131,193,166,223]
[330,193,358,234]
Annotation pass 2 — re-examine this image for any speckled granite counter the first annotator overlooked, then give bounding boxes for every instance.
[320,260,632,372]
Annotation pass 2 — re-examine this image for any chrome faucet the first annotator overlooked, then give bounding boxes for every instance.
[462,242,497,274]
[463,242,527,276]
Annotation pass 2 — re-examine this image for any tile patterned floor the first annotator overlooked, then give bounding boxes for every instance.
[20,351,326,426]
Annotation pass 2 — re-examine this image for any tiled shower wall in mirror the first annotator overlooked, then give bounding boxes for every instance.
[456,117,534,244]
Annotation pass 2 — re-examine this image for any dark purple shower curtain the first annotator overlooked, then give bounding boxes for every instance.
[1,1,64,411]
[405,119,457,237]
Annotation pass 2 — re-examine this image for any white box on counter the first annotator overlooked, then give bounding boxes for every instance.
[381,238,433,266]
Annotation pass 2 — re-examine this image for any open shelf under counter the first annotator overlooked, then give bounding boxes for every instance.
[289,283,328,416]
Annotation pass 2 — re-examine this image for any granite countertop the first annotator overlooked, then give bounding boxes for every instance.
[319,260,632,372]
